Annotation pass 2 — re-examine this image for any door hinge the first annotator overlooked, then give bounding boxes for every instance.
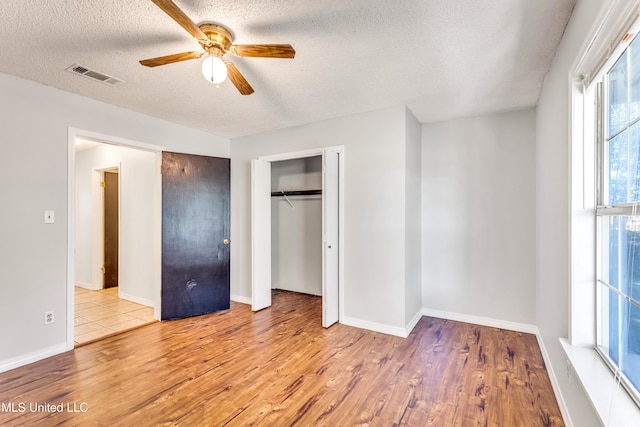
[100,181,106,188]
[100,266,106,274]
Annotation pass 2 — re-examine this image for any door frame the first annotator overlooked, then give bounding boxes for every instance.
[66,127,165,350]
[255,145,345,324]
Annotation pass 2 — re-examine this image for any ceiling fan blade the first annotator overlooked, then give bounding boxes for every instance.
[224,61,254,95]
[229,44,295,58]
[140,51,203,67]
[150,0,208,41]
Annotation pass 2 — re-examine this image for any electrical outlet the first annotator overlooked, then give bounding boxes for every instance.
[44,311,54,325]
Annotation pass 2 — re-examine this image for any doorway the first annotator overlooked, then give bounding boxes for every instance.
[102,168,119,289]
[251,147,343,328]
[68,128,164,349]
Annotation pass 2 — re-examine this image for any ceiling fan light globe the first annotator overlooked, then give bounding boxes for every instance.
[201,56,228,84]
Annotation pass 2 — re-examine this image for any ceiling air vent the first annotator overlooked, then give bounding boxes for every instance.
[65,64,124,87]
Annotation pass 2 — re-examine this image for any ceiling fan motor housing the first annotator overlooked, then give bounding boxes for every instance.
[199,23,233,57]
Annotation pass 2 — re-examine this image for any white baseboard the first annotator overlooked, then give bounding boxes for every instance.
[231,294,251,305]
[342,316,408,338]
[537,334,572,427]
[405,309,423,336]
[74,281,100,291]
[422,308,538,334]
[0,343,70,374]
[119,292,154,308]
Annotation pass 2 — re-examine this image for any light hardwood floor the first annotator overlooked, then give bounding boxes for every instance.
[75,286,156,346]
[0,290,564,426]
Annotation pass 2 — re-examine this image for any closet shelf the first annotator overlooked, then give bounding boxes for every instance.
[271,189,322,197]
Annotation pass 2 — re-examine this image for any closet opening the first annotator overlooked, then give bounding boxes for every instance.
[251,147,342,328]
[271,157,323,301]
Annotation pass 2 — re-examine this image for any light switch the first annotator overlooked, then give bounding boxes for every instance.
[44,210,54,224]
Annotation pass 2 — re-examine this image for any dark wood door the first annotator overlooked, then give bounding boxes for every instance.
[103,170,119,289]
[161,152,230,320]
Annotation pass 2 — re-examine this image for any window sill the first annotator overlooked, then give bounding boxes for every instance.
[560,338,640,427]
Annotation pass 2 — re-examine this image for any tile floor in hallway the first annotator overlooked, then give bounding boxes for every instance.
[75,286,156,346]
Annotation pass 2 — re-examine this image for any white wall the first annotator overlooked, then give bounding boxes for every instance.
[74,151,97,288]
[0,72,228,370]
[405,109,422,325]
[536,0,607,425]
[231,106,412,331]
[422,108,536,325]
[75,144,157,305]
[271,157,322,296]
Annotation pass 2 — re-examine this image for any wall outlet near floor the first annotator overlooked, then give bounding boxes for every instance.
[44,310,54,325]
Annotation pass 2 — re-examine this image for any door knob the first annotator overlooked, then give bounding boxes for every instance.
[223,239,230,245]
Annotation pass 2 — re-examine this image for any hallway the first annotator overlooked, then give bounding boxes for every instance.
[74,287,155,346]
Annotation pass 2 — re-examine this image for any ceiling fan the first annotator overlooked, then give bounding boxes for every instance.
[140,0,296,95]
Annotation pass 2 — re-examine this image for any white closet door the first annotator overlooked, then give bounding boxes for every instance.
[251,159,272,311]
[322,149,339,327]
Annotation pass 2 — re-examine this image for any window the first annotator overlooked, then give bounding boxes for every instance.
[596,30,640,405]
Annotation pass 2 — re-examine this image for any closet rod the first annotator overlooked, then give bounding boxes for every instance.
[271,189,322,197]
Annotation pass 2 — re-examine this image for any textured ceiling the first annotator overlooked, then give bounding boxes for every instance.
[0,0,576,139]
